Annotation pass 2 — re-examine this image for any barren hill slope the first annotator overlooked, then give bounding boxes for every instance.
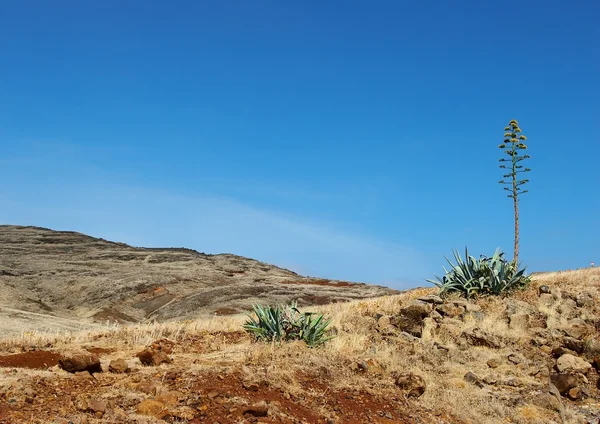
[0,225,397,336]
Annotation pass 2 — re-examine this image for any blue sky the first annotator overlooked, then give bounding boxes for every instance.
[1,1,598,288]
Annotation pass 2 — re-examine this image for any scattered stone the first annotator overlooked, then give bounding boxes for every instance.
[108,359,129,374]
[464,302,482,313]
[562,337,585,354]
[505,299,533,316]
[394,372,426,397]
[136,399,167,418]
[155,391,179,407]
[168,406,196,420]
[509,314,530,330]
[482,375,498,385]
[59,352,102,374]
[583,338,600,358]
[464,371,483,387]
[135,381,157,395]
[436,303,465,319]
[561,319,593,340]
[530,364,550,379]
[242,380,260,392]
[74,371,95,380]
[417,294,443,304]
[350,361,369,373]
[551,373,578,395]
[207,390,220,399]
[487,358,502,368]
[508,352,525,365]
[433,342,450,352]
[567,387,582,400]
[79,399,107,416]
[397,302,431,337]
[503,378,524,387]
[377,315,397,328]
[365,358,385,376]
[576,291,594,307]
[149,338,176,354]
[136,348,172,366]
[430,310,443,322]
[244,401,269,417]
[557,299,578,317]
[463,328,504,349]
[537,392,563,414]
[469,311,486,321]
[556,354,592,373]
[538,285,551,295]
[552,346,577,358]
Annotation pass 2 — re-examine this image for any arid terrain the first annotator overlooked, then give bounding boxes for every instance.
[0,225,397,337]
[0,226,599,423]
[0,263,598,423]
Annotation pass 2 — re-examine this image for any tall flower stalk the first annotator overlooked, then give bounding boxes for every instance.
[498,119,530,264]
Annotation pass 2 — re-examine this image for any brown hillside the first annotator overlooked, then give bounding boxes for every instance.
[0,225,398,337]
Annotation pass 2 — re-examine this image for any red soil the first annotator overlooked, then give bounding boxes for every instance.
[0,350,61,369]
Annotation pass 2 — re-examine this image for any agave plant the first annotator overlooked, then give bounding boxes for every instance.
[243,301,333,347]
[427,248,529,298]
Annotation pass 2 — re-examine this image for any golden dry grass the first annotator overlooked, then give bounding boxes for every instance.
[1,267,599,423]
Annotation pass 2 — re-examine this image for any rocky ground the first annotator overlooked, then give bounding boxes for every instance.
[0,267,598,423]
[0,225,397,337]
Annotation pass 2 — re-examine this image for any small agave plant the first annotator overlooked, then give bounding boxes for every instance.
[427,248,529,298]
[243,301,333,347]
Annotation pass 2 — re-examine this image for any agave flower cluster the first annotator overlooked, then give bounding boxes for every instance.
[243,301,333,347]
[499,119,531,199]
[427,248,530,298]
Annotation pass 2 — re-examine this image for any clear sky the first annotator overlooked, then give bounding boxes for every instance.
[1,1,598,288]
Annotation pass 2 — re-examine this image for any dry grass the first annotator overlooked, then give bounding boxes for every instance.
[1,267,599,423]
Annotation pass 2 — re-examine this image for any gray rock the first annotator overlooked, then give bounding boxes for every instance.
[562,318,593,340]
[583,338,600,358]
[538,285,551,295]
[463,328,504,349]
[576,291,594,307]
[556,354,592,373]
[464,371,483,387]
[417,294,443,304]
[108,359,130,374]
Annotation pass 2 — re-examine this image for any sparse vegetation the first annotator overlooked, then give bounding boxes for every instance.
[498,119,531,264]
[0,268,598,423]
[243,301,333,346]
[427,248,530,298]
